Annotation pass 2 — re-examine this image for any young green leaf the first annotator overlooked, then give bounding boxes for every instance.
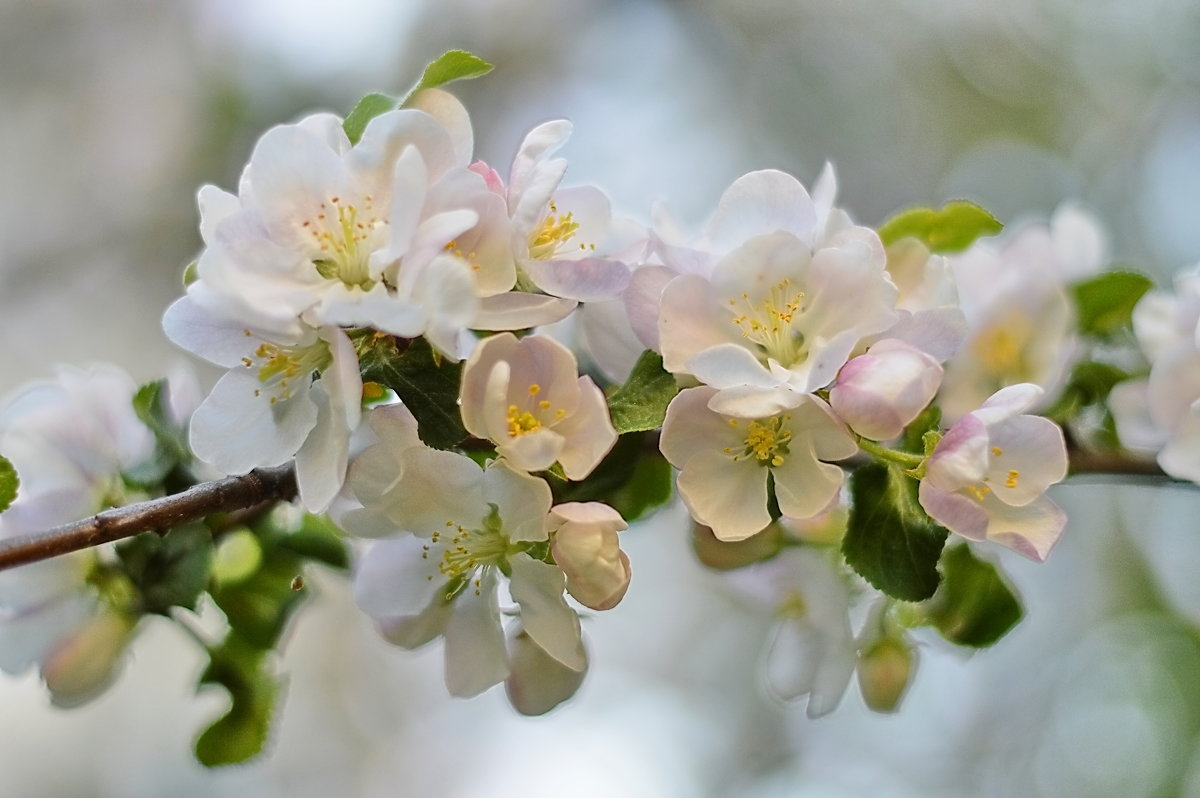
[126,380,191,487]
[607,351,680,434]
[878,201,1003,253]
[404,49,494,100]
[922,542,1023,647]
[357,336,468,450]
[843,464,948,601]
[0,455,17,514]
[116,525,213,614]
[342,92,398,146]
[210,549,308,650]
[194,631,283,767]
[1071,270,1154,339]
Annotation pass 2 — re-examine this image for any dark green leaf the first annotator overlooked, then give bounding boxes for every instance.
[607,351,680,434]
[1071,271,1154,339]
[342,92,397,146]
[843,464,948,601]
[407,50,494,98]
[878,201,1003,253]
[552,432,668,519]
[116,525,213,614]
[0,455,17,514]
[357,336,467,450]
[923,542,1023,648]
[277,513,350,570]
[900,405,942,456]
[194,631,282,767]
[604,451,673,522]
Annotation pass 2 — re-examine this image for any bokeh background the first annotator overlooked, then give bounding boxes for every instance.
[3,1,1200,795]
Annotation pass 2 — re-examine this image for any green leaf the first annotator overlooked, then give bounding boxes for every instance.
[116,525,213,614]
[277,513,350,570]
[604,451,674,522]
[182,260,198,287]
[1071,270,1154,339]
[194,631,282,767]
[607,351,680,434]
[406,50,493,99]
[127,380,191,487]
[843,464,948,601]
[342,92,397,146]
[923,542,1023,647]
[0,455,17,514]
[210,549,307,649]
[878,201,1003,253]
[357,335,467,450]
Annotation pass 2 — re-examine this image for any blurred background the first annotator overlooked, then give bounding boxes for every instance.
[3,0,1200,795]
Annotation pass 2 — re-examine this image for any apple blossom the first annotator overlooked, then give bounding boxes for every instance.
[829,338,943,441]
[547,502,631,611]
[345,419,586,698]
[660,386,858,541]
[918,383,1069,561]
[458,332,616,479]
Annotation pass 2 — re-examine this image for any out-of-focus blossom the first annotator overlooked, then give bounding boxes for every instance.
[660,386,857,541]
[918,384,1069,561]
[458,332,615,479]
[939,203,1107,420]
[829,338,943,441]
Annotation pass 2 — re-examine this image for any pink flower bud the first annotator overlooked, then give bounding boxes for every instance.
[41,609,137,708]
[829,338,943,441]
[548,502,630,611]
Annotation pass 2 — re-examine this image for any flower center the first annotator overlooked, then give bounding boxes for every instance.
[424,505,509,598]
[727,279,807,366]
[528,200,594,260]
[723,415,793,467]
[240,334,332,404]
[302,195,386,289]
[506,383,567,438]
[971,313,1033,378]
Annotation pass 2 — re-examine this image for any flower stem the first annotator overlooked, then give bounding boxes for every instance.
[856,437,925,470]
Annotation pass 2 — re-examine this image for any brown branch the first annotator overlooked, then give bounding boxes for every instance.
[0,465,297,572]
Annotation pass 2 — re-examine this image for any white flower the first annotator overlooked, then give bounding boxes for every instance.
[659,229,898,417]
[829,338,943,441]
[547,502,630,610]
[346,428,584,698]
[939,203,1107,420]
[918,384,1069,561]
[163,297,362,511]
[459,333,616,479]
[660,386,857,541]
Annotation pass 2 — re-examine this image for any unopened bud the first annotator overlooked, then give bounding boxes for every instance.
[42,609,137,708]
[829,338,942,441]
[856,636,916,713]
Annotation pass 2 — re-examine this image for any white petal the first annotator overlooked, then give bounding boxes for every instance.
[406,88,474,167]
[658,275,743,374]
[553,377,617,480]
[352,537,440,619]
[508,554,585,672]
[483,462,552,543]
[519,257,631,302]
[443,570,508,697]
[474,292,578,330]
[706,170,817,253]
[985,415,1067,506]
[677,451,771,541]
[294,382,349,512]
[659,386,738,468]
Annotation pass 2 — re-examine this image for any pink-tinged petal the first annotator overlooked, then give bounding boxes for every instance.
[706,170,818,253]
[474,292,577,330]
[795,396,859,461]
[519,257,631,302]
[985,415,1067,506]
[880,308,968,363]
[443,570,508,697]
[0,592,94,674]
[659,274,744,374]
[511,334,583,413]
[483,462,553,543]
[426,169,515,296]
[197,184,240,245]
[461,339,508,438]
[829,339,942,441]
[549,502,630,611]
[190,370,318,474]
[801,240,897,343]
[406,88,474,167]
[505,628,587,716]
[624,265,676,351]
[980,493,1067,561]
[918,482,989,541]
[677,451,771,541]
[500,427,565,473]
[660,386,741,468]
[294,383,348,512]
[773,447,844,521]
[469,161,506,195]
[553,378,617,479]
[42,609,136,708]
[925,414,989,490]
[706,385,803,419]
[508,553,585,672]
[971,383,1044,425]
[508,120,572,231]
[688,342,776,390]
[377,594,453,649]
[352,537,440,619]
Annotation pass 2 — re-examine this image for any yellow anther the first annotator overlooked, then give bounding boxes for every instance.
[1005,470,1020,489]
[539,400,551,410]
[992,446,1004,457]
[528,384,541,396]
[507,405,542,437]
[966,484,991,501]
